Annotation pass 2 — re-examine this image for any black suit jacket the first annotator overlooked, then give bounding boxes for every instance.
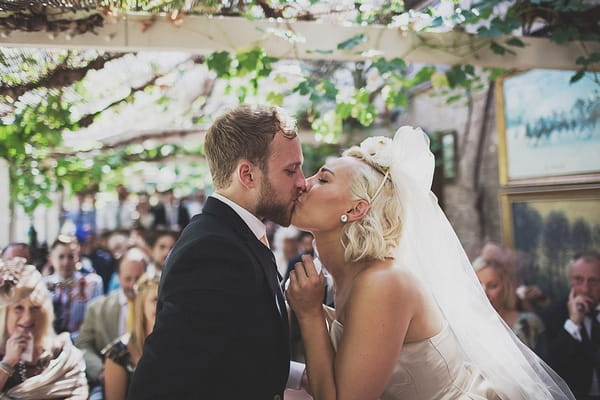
[540,299,598,398]
[151,203,190,230]
[129,197,290,400]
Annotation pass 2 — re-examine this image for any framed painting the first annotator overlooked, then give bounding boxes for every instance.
[496,69,600,187]
[501,186,600,301]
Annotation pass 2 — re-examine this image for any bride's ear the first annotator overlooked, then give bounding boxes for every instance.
[346,199,370,222]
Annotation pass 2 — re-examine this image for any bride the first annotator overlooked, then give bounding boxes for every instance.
[285,127,574,400]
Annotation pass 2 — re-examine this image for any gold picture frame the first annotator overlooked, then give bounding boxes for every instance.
[495,69,600,187]
[500,185,600,299]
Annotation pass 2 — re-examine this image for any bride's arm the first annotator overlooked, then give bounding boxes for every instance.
[334,270,413,400]
[287,258,414,400]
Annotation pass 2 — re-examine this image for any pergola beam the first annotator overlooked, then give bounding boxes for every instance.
[1,13,599,71]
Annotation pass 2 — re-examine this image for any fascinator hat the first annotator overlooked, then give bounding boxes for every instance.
[0,257,43,308]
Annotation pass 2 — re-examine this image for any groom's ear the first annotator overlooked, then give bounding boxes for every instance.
[346,199,370,222]
[237,160,258,189]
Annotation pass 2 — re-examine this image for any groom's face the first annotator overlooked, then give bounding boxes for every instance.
[255,132,305,226]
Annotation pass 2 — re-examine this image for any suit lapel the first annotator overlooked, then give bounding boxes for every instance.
[105,291,121,340]
[203,198,289,328]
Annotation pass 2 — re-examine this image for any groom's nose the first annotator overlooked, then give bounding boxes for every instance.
[295,172,307,192]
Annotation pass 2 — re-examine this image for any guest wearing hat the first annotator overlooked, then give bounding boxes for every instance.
[0,257,88,399]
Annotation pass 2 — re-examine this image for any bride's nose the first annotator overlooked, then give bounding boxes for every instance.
[305,176,317,191]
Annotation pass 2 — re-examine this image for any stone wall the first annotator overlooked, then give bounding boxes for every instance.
[396,83,503,260]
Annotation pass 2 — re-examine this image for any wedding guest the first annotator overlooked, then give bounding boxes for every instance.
[103,273,159,400]
[151,189,190,232]
[133,193,155,231]
[540,250,600,399]
[146,231,177,276]
[68,191,97,241]
[1,243,32,264]
[473,256,545,350]
[75,247,148,397]
[97,185,136,233]
[80,233,115,294]
[273,226,300,277]
[0,257,88,399]
[184,189,206,218]
[43,236,103,336]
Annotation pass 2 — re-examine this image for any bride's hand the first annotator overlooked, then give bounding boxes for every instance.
[285,254,326,321]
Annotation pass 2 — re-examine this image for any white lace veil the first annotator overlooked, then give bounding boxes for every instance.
[380,126,574,399]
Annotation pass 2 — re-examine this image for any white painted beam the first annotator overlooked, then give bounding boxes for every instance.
[1,14,598,71]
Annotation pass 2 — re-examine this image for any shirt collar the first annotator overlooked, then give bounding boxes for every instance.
[118,288,128,306]
[211,192,266,241]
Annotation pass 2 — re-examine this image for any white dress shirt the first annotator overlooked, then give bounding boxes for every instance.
[118,288,130,336]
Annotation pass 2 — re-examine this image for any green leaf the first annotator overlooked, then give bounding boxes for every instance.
[485,67,508,81]
[337,34,367,50]
[505,37,525,47]
[336,102,353,119]
[293,80,313,96]
[477,25,503,38]
[266,92,284,106]
[431,72,449,88]
[319,80,338,101]
[570,70,585,83]
[490,41,515,55]
[306,49,334,55]
[446,94,462,104]
[385,90,408,108]
[446,65,467,88]
[206,51,233,77]
[372,57,406,74]
[430,16,444,28]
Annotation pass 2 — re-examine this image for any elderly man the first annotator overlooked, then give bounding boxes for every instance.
[541,250,600,400]
[75,247,148,397]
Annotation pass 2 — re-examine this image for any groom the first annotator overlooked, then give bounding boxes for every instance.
[128,105,306,399]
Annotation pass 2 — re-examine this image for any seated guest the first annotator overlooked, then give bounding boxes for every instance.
[75,247,148,397]
[473,255,545,350]
[540,250,600,399]
[146,231,177,276]
[103,273,160,400]
[43,236,103,335]
[272,226,300,278]
[80,233,116,294]
[0,257,88,399]
[1,243,32,264]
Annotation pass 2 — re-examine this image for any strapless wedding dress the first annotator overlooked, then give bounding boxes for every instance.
[329,320,501,400]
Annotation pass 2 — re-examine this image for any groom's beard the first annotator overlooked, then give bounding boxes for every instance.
[256,177,294,227]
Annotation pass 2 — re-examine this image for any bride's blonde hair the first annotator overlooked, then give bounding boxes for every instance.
[341,146,403,263]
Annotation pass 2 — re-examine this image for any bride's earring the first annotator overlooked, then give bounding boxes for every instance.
[340,214,348,223]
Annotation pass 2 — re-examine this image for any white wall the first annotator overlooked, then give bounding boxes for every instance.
[397,82,502,259]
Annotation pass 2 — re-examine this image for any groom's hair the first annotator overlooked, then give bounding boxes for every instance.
[205,105,297,189]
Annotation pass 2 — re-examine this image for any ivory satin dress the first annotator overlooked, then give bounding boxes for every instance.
[329,319,501,400]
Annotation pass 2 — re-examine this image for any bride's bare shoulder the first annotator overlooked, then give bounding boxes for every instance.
[353,259,420,297]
